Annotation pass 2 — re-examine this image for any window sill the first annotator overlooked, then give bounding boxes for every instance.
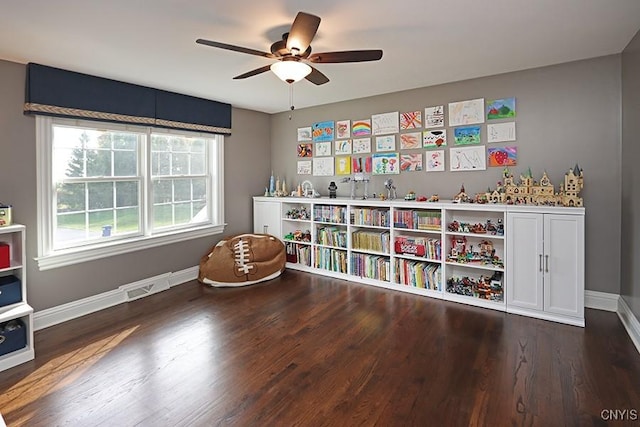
[35,223,226,270]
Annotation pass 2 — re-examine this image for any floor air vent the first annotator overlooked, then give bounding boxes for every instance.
[119,273,171,302]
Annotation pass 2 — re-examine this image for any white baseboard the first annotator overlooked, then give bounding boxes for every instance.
[585,290,620,312]
[617,297,640,355]
[33,266,199,331]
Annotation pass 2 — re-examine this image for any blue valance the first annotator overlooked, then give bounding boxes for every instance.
[24,63,231,135]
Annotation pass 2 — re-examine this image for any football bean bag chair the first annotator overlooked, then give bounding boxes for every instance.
[198,233,286,287]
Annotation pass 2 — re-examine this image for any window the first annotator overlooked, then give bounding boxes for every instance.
[36,117,225,270]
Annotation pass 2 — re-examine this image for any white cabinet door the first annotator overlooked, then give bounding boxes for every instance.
[253,200,281,237]
[543,214,584,318]
[507,213,544,311]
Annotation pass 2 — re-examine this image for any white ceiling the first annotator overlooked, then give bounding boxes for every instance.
[2,1,640,114]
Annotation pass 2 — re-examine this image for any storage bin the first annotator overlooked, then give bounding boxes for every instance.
[0,243,9,269]
[0,205,11,227]
[0,318,26,356]
[0,275,21,307]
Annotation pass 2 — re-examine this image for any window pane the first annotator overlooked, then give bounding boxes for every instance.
[192,179,206,200]
[190,154,205,174]
[173,179,191,202]
[152,152,171,176]
[88,182,114,209]
[57,183,86,212]
[153,180,172,204]
[115,181,139,208]
[174,203,192,223]
[172,153,189,175]
[89,211,114,234]
[113,134,137,150]
[153,204,172,227]
[116,207,139,233]
[114,151,137,176]
[57,212,85,231]
[86,149,112,177]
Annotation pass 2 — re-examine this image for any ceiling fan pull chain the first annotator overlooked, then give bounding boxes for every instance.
[289,84,295,120]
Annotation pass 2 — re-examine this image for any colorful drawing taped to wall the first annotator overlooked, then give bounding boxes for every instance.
[297,160,312,175]
[313,157,335,176]
[352,119,372,136]
[424,105,445,128]
[488,146,517,166]
[372,153,400,175]
[335,139,352,155]
[400,153,423,172]
[312,120,335,142]
[297,143,313,157]
[315,141,331,157]
[486,97,516,120]
[375,135,396,152]
[352,156,372,173]
[400,111,422,130]
[426,149,445,172]
[448,98,485,126]
[352,137,371,154]
[336,155,352,175]
[400,132,421,149]
[487,122,516,143]
[297,126,312,141]
[371,111,399,135]
[454,125,481,145]
[423,129,447,148]
[449,146,486,171]
[336,120,351,139]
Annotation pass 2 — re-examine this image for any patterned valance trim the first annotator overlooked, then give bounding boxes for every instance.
[154,119,231,135]
[23,103,156,125]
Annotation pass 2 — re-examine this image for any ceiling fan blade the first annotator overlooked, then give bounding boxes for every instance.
[233,65,273,80]
[305,66,329,85]
[308,50,383,63]
[286,12,321,54]
[196,38,276,58]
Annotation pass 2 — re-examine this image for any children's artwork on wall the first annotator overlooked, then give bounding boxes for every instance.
[352,137,371,154]
[400,111,422,130]
[487,97,516,120]
[297,160,312,175]
[335,155,352,175]
[336,120,351,139]
[426,149,445,172]
[352,119,372,136]
[297,143,313,157]
[423,129,447,148]
[400,153,423,172]
[313,157,335,176]
[400,132,421,150]
[454,125,481,145]
[425,105,445,128]
[375,135,396,152]
[335,139,352,155]
[448,98,485,126]
[315,141,332,157]
[449,146,486,171]
[372,111,400,135]
[372,153,400,175]
[488,146,517,166]
[487,122,516,143]
[352,156,372,173]
[297,127,312,141]
[312,120,335,142]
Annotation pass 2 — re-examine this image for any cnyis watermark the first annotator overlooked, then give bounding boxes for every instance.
[600,409,638,421]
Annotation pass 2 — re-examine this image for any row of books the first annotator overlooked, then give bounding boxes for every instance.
[316,226,348,248]
[395,259,442,290]
[314,205,347,224]
[350,253,390,281]
[394,236,441,260]
[350,208,390,227]
[352,230,390,253]
[314,247,348,273]
[285,242,311,266]
[393,209,442,231]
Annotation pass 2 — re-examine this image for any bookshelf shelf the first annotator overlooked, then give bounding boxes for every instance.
[254,196,585,326]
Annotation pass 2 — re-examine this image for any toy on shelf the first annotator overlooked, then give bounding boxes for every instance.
[328,181,338,198]
[404,191,416,201]
[284,229,311,242]
[301,180,320,198]
[284,207,310,220]
[446,271,503,301]
[452,185,470,203]
[447,235,504,268]
[384,179,397,200]
[428,194,439,202]
[340,173,370,199]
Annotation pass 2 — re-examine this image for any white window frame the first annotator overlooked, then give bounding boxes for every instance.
[35,116,225,270]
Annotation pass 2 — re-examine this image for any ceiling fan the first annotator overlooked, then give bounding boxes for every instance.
[196,11,383,85]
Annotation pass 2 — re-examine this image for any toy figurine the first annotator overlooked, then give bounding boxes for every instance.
[404,191,416,201]
[384,179,397,200]
[328,181,338,198]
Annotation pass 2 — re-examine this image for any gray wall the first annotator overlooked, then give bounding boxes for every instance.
[621,30,640,319]
[0,59,270,311]
[270,55,622,294]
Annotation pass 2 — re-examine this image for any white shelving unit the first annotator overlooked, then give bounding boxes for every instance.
[0,224,35,371]
[254,196,585,326]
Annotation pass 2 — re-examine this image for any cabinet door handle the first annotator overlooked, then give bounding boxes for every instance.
[545,255,549,273]
[539,254,543,272]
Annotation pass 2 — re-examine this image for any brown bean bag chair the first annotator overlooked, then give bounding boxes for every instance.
[198,233,286,287]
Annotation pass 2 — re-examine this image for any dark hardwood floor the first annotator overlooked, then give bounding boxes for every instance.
[0,270,639,426]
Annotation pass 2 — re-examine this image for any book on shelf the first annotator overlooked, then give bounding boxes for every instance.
[313,205,347,224]
[393,209,441,231]
[350,208,390,227]
[316,226,347,248]
[350,253,390,281]
[395,258,442,290]
[352,230,390,253]
[394,236,441,260]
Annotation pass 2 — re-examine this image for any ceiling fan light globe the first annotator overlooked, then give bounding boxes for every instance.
[270,61,311,83]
